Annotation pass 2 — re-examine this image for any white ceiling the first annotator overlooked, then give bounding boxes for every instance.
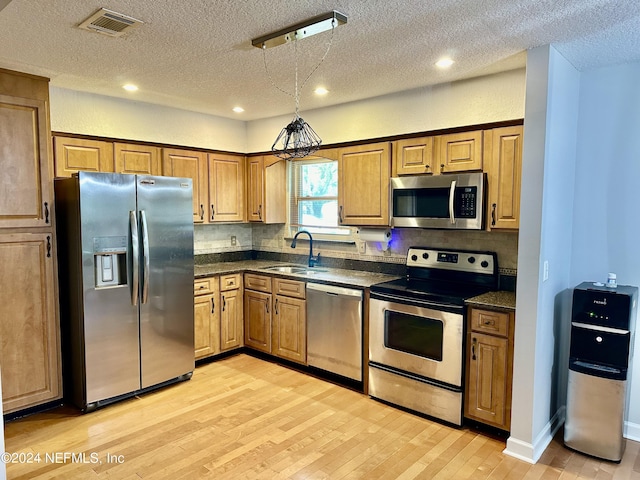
[1,0,639,121]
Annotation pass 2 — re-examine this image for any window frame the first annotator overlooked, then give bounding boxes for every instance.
[286,157,356,242]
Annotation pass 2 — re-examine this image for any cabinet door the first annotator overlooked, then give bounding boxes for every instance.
[393,137,434,176]
[115,143,161,176]
[194,291,220,359]
[246,156,264,222]
[273,295,306,364]
[244,290,272,353]
[208,153,245,223]
[53,136,114,178]
[484,126,523,230]
[465,332,509,429]
[162,148,207,223]
[0,95,53,227]
[436,131,483,173]
[0,233,61,413]
[220,289,243,351]
[338,142,390,226]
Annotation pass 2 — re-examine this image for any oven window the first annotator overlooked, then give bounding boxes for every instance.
[384,309,444,361]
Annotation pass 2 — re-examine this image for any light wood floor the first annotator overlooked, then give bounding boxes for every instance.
[4,354,640,479]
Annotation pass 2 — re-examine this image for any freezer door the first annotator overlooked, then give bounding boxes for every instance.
[136,175,195,388]
[79,172,141,404]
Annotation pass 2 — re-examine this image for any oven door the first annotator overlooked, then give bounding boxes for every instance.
[369,293,464,387]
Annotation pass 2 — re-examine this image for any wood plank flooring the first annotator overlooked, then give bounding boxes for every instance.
[4,354,640,479]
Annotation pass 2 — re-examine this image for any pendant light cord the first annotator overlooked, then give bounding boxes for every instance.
[262,20,336,114]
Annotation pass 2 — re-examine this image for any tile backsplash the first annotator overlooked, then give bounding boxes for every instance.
[195,223,519,272]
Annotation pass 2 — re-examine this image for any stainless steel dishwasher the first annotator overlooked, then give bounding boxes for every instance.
[306,283,363,381]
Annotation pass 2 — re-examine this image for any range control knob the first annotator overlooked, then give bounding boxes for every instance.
[481,260,489,268]
[411,254,418,261]
[422,252,429,260]
[468,256,476,264]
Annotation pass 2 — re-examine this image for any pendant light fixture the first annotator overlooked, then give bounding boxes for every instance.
[252,11,347,160]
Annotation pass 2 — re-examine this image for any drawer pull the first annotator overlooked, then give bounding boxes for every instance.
[275,298,279,315]
[222,295,226,312]
[484,319,495,326]
[472,337,477,360]
[211,298,215,314]
[199,285,205,289]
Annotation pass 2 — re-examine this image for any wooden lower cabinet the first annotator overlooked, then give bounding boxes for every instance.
[194,277,220,359]
[464,307,515,431]
[220,274,243,351]
[273,289,306,364]
[244,289,272,353]
[0,233,62,413]
[244,275,307,364]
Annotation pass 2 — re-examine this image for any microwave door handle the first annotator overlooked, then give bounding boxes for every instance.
[448,180,456,224]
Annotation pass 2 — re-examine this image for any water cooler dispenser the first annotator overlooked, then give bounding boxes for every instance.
[564,282,638,461]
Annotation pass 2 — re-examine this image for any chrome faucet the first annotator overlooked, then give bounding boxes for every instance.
[291,230,320,267]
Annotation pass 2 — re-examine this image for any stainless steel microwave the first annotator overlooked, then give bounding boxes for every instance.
[390,172,485,229]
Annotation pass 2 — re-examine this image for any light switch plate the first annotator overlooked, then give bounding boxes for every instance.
[231,236,237,246]
[358,241,366,254]
[543,260,549,281]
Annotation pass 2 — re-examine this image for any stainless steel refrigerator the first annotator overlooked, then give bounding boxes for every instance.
[55,172,195,411]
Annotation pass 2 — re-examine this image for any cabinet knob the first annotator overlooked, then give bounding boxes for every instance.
[211,204,215,220]
[440,164,445,173]
[471,337,477,360]
[275,298,279,315]
[211,298,215,314]
[200,204,204,220]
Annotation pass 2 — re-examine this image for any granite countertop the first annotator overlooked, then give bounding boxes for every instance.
[466,291,516,311]
[195,260,401,289]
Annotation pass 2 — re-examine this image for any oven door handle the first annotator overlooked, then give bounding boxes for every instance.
[448,179,457,224]
[370,291,464,314]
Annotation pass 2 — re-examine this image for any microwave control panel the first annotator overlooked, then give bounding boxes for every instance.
[455,187,477,218]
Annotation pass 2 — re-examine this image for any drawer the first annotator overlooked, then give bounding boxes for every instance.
[220,273,241,291]
[274,278,305,299]
[470,308,510,337]
[244,273,272,293]
[194,277,217,296]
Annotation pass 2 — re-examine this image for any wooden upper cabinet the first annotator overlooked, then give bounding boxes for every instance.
[393,137,434,176]
[485,126,523,230]
[246,155,286,224]
[207,153,245,223]
[114,143,161,176]
[246,156,264,222]
[0,94,52,228]
[162,148,207,223]
[53,137,114,178]
[436,131,483,173]
[0,233,61,413]
[338,142,391,226]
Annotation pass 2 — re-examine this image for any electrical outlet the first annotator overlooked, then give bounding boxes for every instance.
[231,235,236,246]
[543,260,549,281]
[358,241,366,254]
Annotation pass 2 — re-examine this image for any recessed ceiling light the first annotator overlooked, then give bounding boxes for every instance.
[314,87,329,95]
[233,106,245,113]
[435,58,454,69]
[123,84,138,92]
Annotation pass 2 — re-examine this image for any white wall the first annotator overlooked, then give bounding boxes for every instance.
[506,45,580,463]
[570,61,640,440]
[50,87,247,153]
[247,69,525,152]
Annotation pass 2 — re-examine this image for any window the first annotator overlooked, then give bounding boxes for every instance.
[288,158,352,239]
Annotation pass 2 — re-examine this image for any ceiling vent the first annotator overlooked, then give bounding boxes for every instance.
[78,8,143,37]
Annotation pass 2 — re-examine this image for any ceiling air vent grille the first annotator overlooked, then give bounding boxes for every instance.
[78,8,143,37]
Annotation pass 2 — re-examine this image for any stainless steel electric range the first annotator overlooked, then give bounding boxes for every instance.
[368,246,498,426]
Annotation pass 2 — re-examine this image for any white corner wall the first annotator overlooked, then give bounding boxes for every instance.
[246,69,525,152]
[570,61,640,440]
[506,45,580,463]
[50,87,247,153]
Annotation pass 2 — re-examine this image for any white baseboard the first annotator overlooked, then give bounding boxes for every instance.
[625,420,640,442]
[503,406,565,463]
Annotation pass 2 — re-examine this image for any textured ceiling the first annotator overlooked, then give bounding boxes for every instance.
[1,0,639,121]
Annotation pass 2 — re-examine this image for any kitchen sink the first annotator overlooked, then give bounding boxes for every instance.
[262,265,328,275]
[262,265,308,273]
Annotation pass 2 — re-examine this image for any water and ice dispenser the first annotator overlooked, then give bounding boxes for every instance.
[564,282,638,462]
[93,236,127,288]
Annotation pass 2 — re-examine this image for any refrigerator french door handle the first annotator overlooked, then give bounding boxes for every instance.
[140,210,150,304]
[448,180,457,224]
[130,210,140,306]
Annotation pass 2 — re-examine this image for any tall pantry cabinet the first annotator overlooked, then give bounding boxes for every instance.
[0,68,62,413]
